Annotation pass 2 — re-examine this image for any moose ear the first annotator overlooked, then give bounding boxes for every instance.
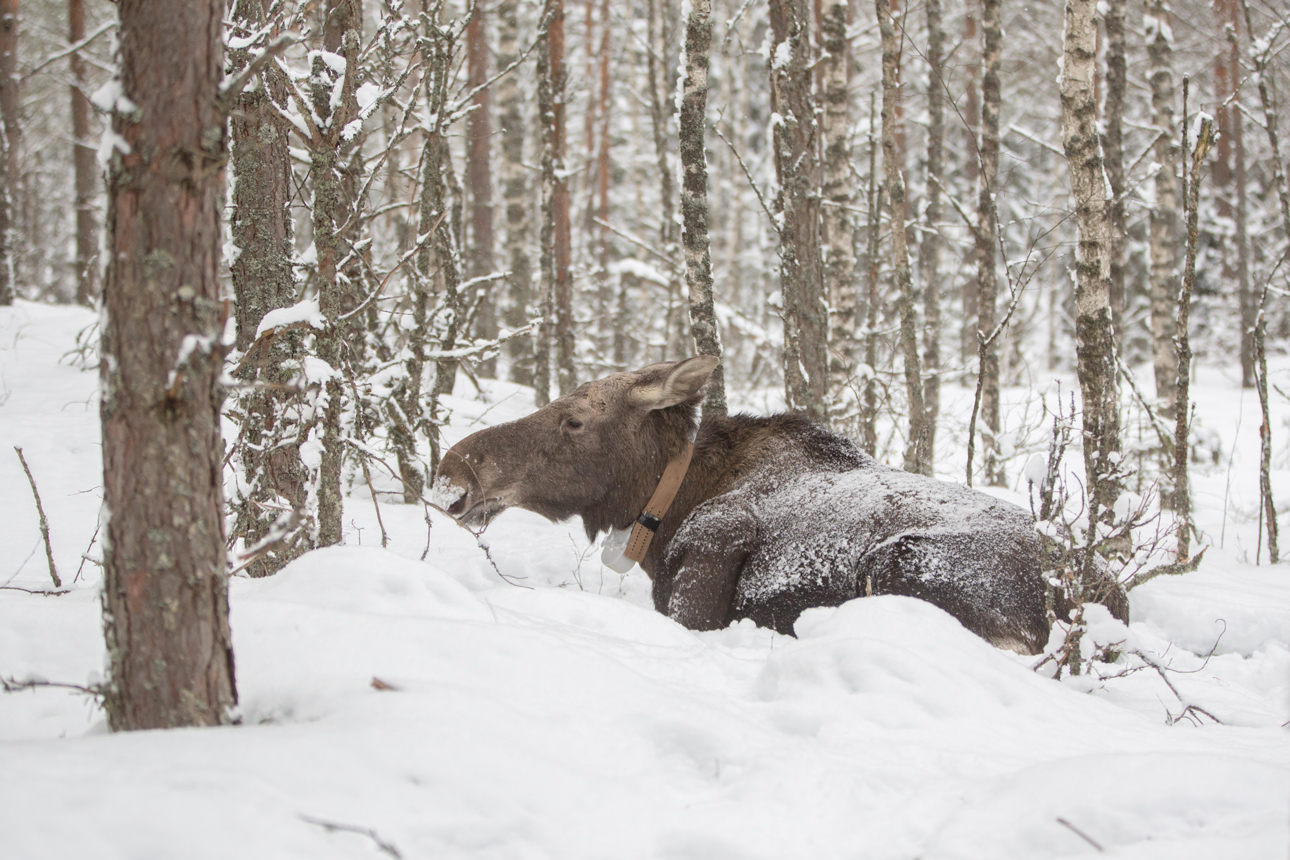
[629,355,720,411]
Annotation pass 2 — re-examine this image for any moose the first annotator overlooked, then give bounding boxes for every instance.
[435,356,1124,654]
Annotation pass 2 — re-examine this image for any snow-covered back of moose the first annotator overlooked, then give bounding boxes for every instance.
[434,356,1070,653]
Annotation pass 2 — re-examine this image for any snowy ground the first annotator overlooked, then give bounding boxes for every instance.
[1,301,1287,859]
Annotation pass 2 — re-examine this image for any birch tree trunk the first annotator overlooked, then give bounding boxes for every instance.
[0,0,16,305]
[466,6,498,378]
[534,6,556,406]
[498,0,533,386]
[821,1,856,414]
[876,0,928,474]
[1060,0,1121,534]
[679,0,725,415]
[1146,0,1178,420]
[550,0,576,397]
[100,0,236,730]
[976,0,1003,486]
[920,0,945,465]
[69,0,98,306]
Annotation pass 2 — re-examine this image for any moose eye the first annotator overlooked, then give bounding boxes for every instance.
[564,418,584,431]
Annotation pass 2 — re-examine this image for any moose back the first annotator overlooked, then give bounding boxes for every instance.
[435,356,1062,653]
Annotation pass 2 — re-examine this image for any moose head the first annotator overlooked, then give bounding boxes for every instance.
[433,355,720,540]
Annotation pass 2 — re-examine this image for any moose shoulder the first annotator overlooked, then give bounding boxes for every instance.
[435,356,1113,654]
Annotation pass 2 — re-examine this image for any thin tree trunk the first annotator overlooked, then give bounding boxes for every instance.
[534,5,556,406]
[1146,0,1178,421]
[646,0,680,363]
[860,93,880,456]
[876,0,927,474]
[69,0,97,306]
[976,0,1003,486]
[920,0,945,466]
[1222,2,1255,388]
[960,2,980,365]
[1060,0,1121,539]
[821,1,857,415]
[0,0,16,305]
[100,0,236,730]
[770,0,828,424]
[679,0,725,416]
[466,5,497,377]
[498,0,533,386]
[1103,0,1127,349]
[593,0,613,366]
[550,0,575,396]
[1171,81,1213,561]
[230,0,307,573]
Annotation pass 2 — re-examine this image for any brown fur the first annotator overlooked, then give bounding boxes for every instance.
[437,358,1127,654]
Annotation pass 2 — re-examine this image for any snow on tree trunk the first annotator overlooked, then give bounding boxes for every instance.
[876,0,928,475]
[769,0,829,425]
[1102,0,1127,350]
[1146,0,1179,422]
[466,5,498,379]
[920,0,945,468]
[820,1,856,417]
[1060,0,1121,536]
[679,0,725,417]
[100,0,236,730]
[0,0,16,305]
[498,0,533,387]
[229,0,308,575]
[976,0,1003,487]
[69,0,97,307]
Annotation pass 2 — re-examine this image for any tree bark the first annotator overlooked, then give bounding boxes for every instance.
[229,0,307,574]
[100,0,236,730]
[920,0,945,467]
[960,2,980,365]
[497,0,533,386]
[69,0,98,306]
[1102,0,1127,349]
[466,5,498,378]
[770,0,829,424]
[0,0,17,305]
[1060,0,1121,534]
[976,0,1003,486]
[876,0,928,474]
[1146,0,1178,420]
[821,1,857,414]
[646,0,681,363]
[1172,100,1213,560]
[679,0,725,416]
[534,5,556,406]
[550,0,575,397]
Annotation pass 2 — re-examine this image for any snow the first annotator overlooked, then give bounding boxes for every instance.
[2,303,1289,858]
[255,298,325,339]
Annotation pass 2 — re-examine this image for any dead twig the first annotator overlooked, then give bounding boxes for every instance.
[298,815,403,859]
[15,447,60,588]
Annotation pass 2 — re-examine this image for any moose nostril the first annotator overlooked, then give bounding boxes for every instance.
[447,495,468,517]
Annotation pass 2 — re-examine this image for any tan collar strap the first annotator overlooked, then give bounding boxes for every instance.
[624,442,695,563]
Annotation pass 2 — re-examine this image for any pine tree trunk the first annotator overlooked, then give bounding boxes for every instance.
[960,3,980,365]
[821,1,857,413]
[1146,0,1178,420]
[466,6,498,378]
[976,0,1003,486]
[0,0,16,305]
[646,0,680,363]
[69,0,98,306]
[497,0,533,386]
[770,0,829,424]
[230,0,307,574]
[876,0,928,474]
[860,94,881,457]
[679,0,725,415]
[1103,0,1127,349]
[1060,0,1121,534]
[100,0,236,730]
[1221,4,1254,388]
[920,0,945,466]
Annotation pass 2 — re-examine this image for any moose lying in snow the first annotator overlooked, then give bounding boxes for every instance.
[435,356,1123,654]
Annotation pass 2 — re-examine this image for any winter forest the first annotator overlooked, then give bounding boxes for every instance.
[2,0,1290,856]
